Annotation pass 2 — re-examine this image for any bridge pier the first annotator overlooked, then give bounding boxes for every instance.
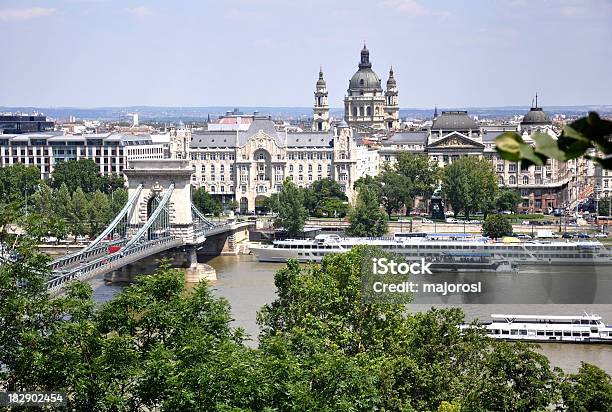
[104,245,216,284]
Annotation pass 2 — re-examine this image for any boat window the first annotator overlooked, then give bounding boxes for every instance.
[545,331,554,336]
[501,330,509,335]
[537,331,544,336]
[572,331,581,337]
[582,332,590,337]
[510,330,518,335]
[520,330,527,335]
[554,331,562,337]
[563,331,571,336]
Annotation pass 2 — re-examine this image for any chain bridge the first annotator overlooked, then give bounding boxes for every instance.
[46,160,251,293]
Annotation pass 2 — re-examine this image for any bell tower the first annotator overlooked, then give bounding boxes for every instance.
[384,66,400,130]
[312,66,330,132]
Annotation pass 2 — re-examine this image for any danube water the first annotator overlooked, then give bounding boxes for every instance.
[89,254,612,374]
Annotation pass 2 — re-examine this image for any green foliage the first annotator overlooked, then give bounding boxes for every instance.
[274,179,308,237]
[496,112,612,169]
[560,362,612,412]
[378,165,411,217]
[482,214,513,238]
[51,159,102,193]
[395,153,440,214]
[192,186,222,216]
[303,178,348,217]
[0,163,41,204]
[1,242,610,411]
[598,198,611,217]
[347,186,388,237]
[227,199,239,211]
[87,190,111,237]
[496,188,523,213]
[70,187,90,237]
[442,156,499,219]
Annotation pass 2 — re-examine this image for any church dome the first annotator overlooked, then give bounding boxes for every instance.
[348,44,382,91]
[521,107,551,125]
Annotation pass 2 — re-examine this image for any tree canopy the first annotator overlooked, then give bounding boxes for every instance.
[442,156,499,219]
[482,214,513,238]
[1,239,611,411]
[274,179,308,237]
[192,186,222,216]
[346,186,388,237]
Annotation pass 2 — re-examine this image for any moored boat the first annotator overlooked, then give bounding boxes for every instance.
[250,233,612,266]
[461,313,612,343]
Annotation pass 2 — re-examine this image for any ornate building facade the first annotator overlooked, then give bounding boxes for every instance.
[188,117,377,212]
[378,106,570,213]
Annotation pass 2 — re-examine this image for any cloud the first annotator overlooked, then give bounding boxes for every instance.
[380,0,430,16]
[124,6,152,17]
[0,7,56,21]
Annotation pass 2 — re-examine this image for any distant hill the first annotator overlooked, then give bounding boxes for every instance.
[1,105,611,122]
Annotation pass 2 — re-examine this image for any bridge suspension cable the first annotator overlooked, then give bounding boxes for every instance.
[49,184,143,271]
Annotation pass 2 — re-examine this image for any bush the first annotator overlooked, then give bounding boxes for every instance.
[482,214,513,238]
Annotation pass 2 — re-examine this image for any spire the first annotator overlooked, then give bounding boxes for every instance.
[359,43,371,69]
[386,66,397,88]
[535,92,538,108]
[434,105,438,119]
[316,65,326,88]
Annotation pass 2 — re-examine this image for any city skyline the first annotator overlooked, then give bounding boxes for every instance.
[1,0,612,108]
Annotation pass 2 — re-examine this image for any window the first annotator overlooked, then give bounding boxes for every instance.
[509,175,516,185]
[498,176,504,185]
[509,164,516,172]
[523,175,529,185]
[366,106,371,116]
[258,152,265,160]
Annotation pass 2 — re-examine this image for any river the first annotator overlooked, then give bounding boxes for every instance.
[89,254,612,374]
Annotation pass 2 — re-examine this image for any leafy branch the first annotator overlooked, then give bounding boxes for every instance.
[495,112,612,169]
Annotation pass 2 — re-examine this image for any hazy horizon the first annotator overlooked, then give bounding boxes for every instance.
[2,0,611,108]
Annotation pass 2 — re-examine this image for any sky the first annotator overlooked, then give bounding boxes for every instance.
[1,0,611,108]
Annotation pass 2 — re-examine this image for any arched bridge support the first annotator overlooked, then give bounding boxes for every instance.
[198,222,252,256]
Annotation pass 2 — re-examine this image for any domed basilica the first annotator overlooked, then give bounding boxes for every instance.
[312,44,400,133]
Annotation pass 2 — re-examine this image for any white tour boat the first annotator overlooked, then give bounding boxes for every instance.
[461,313,612,343]
[250,233,612,266]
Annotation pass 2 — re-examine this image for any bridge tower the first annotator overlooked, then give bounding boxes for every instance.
[123,159,196,244]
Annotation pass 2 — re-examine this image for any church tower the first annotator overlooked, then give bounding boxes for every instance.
[384,66,400,130]
[312,67,330,132]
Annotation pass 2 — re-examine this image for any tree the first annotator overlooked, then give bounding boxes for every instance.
[395,153,440,215]
[30,181,55,216]
[51,159,101,193]
[87,190,111,238]
[496,188,523,213]
[496,112,612,170]
[109,188,128,217]
[0,163,41,204]
[262,193,280,214]
[318,197,349,218]
[598,197,611,217]
[346,186,388,237]
[302,179,348,217]
[70,187,90,238]
[99,174,125,194]
[482,214,512,238]
[192,187,222,216]
[227,199,239,212]
[560,362,612,412]
[442,156,499,219]
[378,165,411,218]
[55,183,72,222]
[274,179,308,237]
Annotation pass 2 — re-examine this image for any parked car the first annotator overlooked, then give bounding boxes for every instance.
[576,233,591,239]
[422,218,433,224]
[445,218,457,223]
[467,220,481,224]
[522,220,531,225]
[561,232,574,239]
[593,233,608,238]
[516,234,532,240]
